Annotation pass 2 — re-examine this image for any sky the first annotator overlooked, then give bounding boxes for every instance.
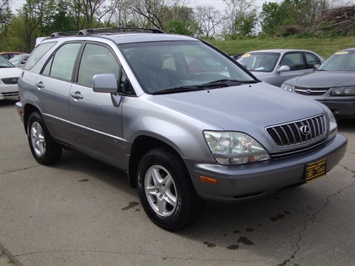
[11,0,354,12]
[9,0,283,13]
[189,0,283,10]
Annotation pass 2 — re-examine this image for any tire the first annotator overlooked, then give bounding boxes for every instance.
[137,147,202,231]
[27,112,62,165]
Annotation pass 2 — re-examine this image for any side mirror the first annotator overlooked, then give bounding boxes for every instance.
[93,74,118,93]
[313,64,320,70]
[277,65,290,73]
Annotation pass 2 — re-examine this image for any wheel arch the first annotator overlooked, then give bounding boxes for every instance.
[128,136,186,188]
[23,104,41,134]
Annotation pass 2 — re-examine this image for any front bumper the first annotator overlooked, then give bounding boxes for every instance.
[185,134,347,203]
[0,84,19,100]
[318,98,355,118]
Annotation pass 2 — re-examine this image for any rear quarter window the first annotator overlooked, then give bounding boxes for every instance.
[24,42,57,70]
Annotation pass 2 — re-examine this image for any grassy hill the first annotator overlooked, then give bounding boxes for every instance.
[208,36,355,59]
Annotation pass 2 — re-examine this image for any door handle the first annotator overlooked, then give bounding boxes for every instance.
[70,91,84,100]
[35,81,45,89]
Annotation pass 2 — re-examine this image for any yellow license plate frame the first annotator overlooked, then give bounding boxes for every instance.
[305,158,327,183]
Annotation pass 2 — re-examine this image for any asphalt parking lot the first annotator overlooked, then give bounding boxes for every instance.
[0,99,354,266]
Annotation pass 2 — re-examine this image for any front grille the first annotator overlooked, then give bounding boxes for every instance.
[294,86,328,96]
[266,115,326,147]
[1,77,19,84]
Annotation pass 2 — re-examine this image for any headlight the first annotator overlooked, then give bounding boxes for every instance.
[204,131,270,165]
[281,83,294,92]
[324,107,337,139]
[330,86,355,96]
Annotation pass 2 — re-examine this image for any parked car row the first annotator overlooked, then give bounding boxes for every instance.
[236,48,355,119]
[281,48,355,119]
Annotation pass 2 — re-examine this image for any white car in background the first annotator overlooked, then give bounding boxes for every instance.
[9,53,30,69]
[0,56,22,100]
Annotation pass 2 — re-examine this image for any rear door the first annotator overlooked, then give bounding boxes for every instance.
[37,42,82,142]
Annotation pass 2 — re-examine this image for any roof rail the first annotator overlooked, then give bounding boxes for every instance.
[50,31,78,37]
[77,27,165,35]
[50,28,164,38]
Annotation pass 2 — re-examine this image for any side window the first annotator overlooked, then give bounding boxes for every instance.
[78,43,120,88]
[280,53,304,71]
[42,43,81,81]
[305,52,321,68]
[24,41,57,70]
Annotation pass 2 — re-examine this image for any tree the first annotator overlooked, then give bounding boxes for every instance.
[193,5,222,38]
[222,0,257,37]
[125,0,188,30]
[0,0,12,28]
[65,0,118,29]
[259,2,286,35]
[260,0,331,36]
[19,0,56,52]
[42,0,77,35]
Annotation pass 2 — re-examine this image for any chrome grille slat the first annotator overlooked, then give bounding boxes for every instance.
[266,115,326,147]
[294,86,329,96]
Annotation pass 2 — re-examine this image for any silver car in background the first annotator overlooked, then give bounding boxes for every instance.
[238,49,324,87]
[282,47,355,119]
[16,29,347,231]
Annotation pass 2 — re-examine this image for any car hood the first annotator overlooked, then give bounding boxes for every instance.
[285,71,355,87]
[153,82,325,132]
[0,67,22,78]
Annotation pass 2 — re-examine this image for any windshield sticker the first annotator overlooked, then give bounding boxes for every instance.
[242,53,251,58]
[335,51,349,55]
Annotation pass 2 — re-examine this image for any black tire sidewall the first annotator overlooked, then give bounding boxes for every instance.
[137,148,199,231]
[27,112,62,165]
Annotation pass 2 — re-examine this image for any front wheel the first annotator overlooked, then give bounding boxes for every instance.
[27,112,62,165]
[137,148,202,231]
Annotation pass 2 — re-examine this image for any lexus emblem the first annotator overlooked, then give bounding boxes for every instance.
[300,125,311,135]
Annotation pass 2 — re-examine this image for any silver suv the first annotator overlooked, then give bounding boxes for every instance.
[16,28,347,231]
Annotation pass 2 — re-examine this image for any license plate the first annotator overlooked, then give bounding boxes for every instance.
[305,158,327,182]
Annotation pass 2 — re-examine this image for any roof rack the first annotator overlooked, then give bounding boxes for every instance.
[50,31,78,37]
[50,28,164,38]
[77,27,165,35]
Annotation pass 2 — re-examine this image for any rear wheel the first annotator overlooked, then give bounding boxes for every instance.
[27,112,62,165]
[137,148,202,231]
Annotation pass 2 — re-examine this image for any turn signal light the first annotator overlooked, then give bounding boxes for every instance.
[200,176,218,184]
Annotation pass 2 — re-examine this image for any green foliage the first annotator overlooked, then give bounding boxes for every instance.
[234,14,257,36]
[164,20,198,35]
[208,35,355,58]
[41,1,77,35]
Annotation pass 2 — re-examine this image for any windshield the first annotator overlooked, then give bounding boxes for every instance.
[237,52,280,72]
[0,56,15,68]
[318,50,355,71]
[9,54,28,64]
[119,41,256,94]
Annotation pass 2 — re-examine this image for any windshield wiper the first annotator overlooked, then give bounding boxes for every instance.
[152,79,256,95]
[202,79,257,87]
[152,86,205,95]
